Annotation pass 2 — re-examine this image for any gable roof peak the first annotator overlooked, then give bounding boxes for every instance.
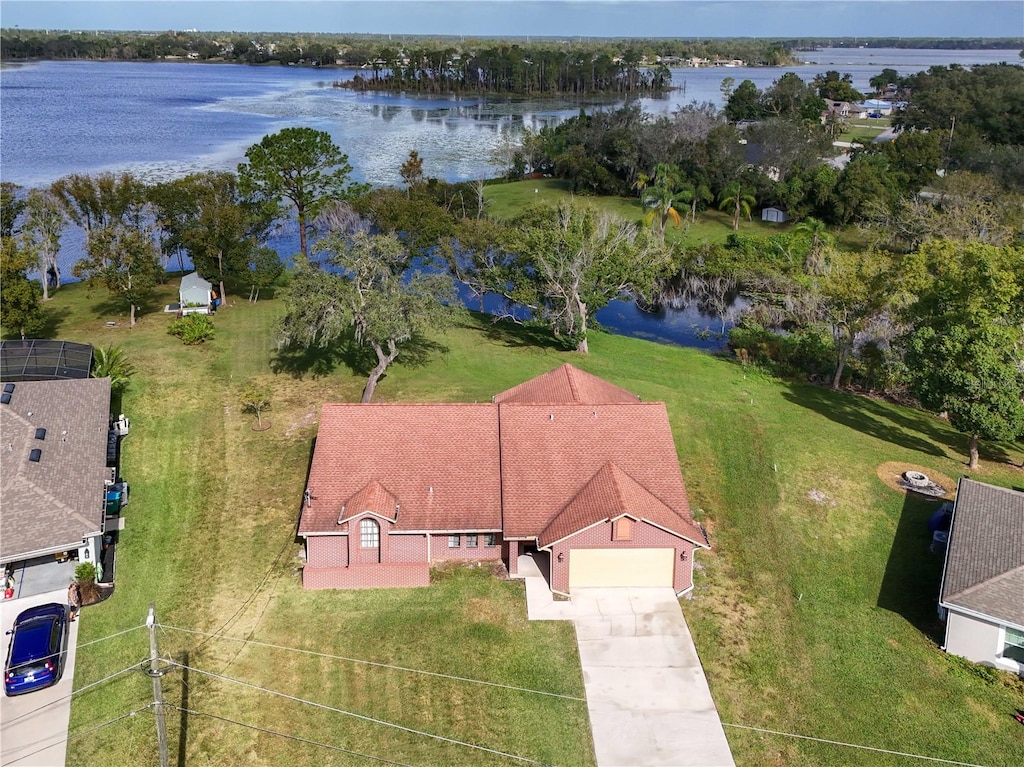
[493,364,640,405]
[338,479,400,524]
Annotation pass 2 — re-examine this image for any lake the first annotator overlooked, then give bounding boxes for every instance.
[2,48,1016,348]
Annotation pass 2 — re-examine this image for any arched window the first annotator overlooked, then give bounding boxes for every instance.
[360,518,380,548]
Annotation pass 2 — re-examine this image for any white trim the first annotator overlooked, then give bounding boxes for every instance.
[337,509,397,525]
[939,603,1024,634]
[539,518,609,549]
[540,515,707,550]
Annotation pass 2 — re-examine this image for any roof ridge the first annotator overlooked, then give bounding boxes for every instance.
[564,364,582,402]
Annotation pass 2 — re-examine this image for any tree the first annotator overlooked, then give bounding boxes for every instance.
[237,127,357,259]
[717,183,756,231]
[240,381,272,429]
[869,68,900,95]
[676,180,714,224]
[818,251,895,389]
[247,246,284,303]
[50,172,148,250]
[153,172,273,306]
[900,241,1024,468]
[503,202,673,353]
[399,150,425,193]
[0,237,44,339]
[73,223,163,327]
[641,165,684,238]
[792,216,835,276]
[278,231,459,403]
[724,79,763,122]
[21,189,66,300]
[812,70,863,103]
[91,344,134,392]
[1,182,26,239]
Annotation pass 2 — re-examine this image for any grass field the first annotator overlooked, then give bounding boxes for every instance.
[483,178,868,250]
[28,278,1024,767]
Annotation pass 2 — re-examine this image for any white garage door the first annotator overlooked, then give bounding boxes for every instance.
[569,548,675,588]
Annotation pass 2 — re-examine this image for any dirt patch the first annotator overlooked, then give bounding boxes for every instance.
[876,462,956,500]
[286,411,318,437]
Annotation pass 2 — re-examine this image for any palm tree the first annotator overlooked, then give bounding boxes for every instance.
[793,216,835,275]
[717,183,756,231]
[642,184,682,239]
[677,181,713,224]
[631,172,650,198]
[91,344,133,392]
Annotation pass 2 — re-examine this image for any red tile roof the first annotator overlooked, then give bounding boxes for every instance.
[300,404,501,535]
[498,402,693,539]
[299,369,704,548]
[538,462,705,547]
[339,481,400,524]
[493,363,640,404]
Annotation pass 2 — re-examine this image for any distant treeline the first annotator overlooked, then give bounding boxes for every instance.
[338,46,671,95]
[0,29,799,68]
[783,37,1023,51]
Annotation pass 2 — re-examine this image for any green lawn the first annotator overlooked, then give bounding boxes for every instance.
[32,279,1024,767]
[483,178,868,248]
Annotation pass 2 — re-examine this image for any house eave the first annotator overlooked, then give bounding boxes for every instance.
[939,601,1024,633]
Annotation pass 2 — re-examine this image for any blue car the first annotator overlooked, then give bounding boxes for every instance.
[4,603,70,696]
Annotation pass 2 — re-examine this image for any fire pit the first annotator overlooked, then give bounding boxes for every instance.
[898,470,947,498]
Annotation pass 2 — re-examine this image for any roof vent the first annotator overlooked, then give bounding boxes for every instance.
[29,448,42,462]
[3,383,14,393]
[35,428,46,440]
[0,393,10,405]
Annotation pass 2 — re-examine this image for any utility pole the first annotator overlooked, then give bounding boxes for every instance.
[146,604,169,767]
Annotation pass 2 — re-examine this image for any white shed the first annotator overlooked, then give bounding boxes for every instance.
[179,272,213,315]
[761,207,788,224]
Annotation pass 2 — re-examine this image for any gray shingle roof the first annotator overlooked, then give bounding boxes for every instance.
[940,478,1024,626]
[0,378,111,562]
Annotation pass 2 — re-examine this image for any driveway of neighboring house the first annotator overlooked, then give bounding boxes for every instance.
[1,589,79,767]
[571,588,735,767]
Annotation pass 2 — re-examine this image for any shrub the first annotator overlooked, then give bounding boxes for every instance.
[168,314,215,345]
[75,562,96,583]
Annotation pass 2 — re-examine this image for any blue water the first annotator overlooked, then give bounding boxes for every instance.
[2,49,1015,349]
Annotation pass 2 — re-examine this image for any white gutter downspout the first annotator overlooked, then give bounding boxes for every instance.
[427,532,431,564]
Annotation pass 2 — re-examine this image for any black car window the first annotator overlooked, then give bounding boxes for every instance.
[49,618,61,653]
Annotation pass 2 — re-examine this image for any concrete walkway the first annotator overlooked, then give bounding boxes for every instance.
[1,589,79,767]
[572,588,734,766]
[516,556,734,766]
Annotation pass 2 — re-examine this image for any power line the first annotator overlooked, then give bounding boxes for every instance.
[77,622,146,649]
[166,704,425,767]
[0,659,147,726]
[159,623,585,701]
[721,723,992,767]
[3,703,154,766]
[165,659,556,767]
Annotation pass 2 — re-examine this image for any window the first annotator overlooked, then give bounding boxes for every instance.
[448,535,461,548]
[360,519,379,548]
[466,534,478,548]
[484,533,497,547]
[1003,626,1024,663]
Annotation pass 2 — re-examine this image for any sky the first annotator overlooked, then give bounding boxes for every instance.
[0,0,1021,38]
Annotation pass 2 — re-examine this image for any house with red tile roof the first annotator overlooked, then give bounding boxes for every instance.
[299,364,709,594]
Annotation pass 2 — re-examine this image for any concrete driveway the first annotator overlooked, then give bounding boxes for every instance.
[1,589,78,767]
[572,588,735,767]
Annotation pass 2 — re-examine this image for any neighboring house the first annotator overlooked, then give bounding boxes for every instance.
[0,377,113,577]
[938,478,1024,676]
[299,364,710,594]
[761,206,788,224]
[823,99,867,120]
[179,272,213,314]
[860,99,894,116]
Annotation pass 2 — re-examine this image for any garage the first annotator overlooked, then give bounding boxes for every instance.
[568,548,675,588]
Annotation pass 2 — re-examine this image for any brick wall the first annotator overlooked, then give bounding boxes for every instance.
[388,533,429,563]
[306,535,348,567]
[302,563,430,590]
[548,520,696,595]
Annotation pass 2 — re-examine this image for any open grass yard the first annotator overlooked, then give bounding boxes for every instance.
[483,179,869,249]
[38,279,1024,767]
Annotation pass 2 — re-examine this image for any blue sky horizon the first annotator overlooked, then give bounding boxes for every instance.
[1,1,1022,39]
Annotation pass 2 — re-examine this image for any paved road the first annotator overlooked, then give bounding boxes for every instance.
[571,588,735,767]
[1,589,78,767]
